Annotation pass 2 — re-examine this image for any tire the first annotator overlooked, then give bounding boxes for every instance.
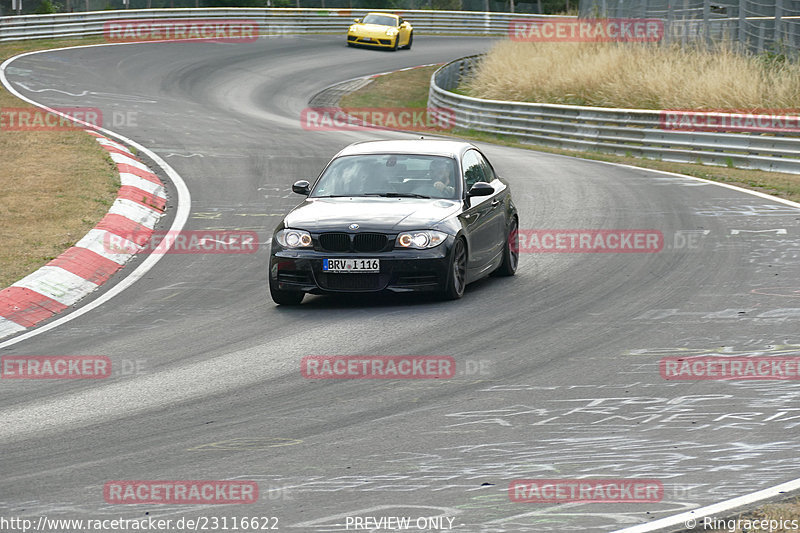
[269,276,304,306]
[391,36,399,51]
[494,217,519,277]
[441,238,467,300]
[403,31,413,49]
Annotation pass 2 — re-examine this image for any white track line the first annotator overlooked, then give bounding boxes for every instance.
[555,128,800,533]
[0,42,192,349]
[3,43,800,529]
[612,477,800,532]
[374,64,800,531]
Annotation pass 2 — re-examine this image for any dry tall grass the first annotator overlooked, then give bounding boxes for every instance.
[465,41,800,111]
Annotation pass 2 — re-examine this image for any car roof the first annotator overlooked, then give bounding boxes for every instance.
[365,12,398,18]
[336,139,476,159]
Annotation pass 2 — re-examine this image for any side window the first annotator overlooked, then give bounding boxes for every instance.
[477,152,496,182]
[462,150,486,190]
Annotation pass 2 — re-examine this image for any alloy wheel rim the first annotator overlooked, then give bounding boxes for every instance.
[510,222,519,270]
[453,242,466,294]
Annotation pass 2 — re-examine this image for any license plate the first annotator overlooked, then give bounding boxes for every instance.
[323,258,379,272]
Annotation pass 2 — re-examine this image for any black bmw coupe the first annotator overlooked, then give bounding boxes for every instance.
[268,139,519,305]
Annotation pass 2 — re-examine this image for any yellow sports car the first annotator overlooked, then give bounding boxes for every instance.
[347,12,413,50]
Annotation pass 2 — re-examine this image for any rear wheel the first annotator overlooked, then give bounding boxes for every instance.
[269,276,304,305]
[441,238,467,300]
[494,217,519,277]
[403,31,413,49]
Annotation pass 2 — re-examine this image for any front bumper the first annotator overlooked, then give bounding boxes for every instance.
[347,33,397,48]
[270,245,450,294]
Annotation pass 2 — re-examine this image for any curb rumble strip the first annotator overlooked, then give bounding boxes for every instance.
[0,131,166,339]
[0,43,192,348]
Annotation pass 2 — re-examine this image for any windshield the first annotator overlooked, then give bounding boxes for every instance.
[361,14,397,26]
[311,154,459,200]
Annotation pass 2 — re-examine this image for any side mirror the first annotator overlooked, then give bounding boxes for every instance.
[353,18,361,22]
[292,180,311,196]
[466,182,493,197]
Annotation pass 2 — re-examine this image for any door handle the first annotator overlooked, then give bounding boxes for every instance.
[491,199,500,207]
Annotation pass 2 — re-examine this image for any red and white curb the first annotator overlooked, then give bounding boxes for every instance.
[0,131,166,340]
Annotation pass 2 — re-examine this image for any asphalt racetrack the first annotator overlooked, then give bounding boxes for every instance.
[2,34,800,532]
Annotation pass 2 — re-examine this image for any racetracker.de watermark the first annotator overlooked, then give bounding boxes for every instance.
[512,229,663,253]
[509,18,664,42]
[661,109,800,134]
[1,356,111,379]
[103,230,258,255]
[104,19,258,43]
[300,107,456,132]
[661,357,800,380]
[1,107,101,131]
[104,481,259,504]
[301,356,456,379]
[509,479,664,503]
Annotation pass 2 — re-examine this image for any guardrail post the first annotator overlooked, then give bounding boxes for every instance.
[738,0,745,46]
[703,0,711,46]
[664,1,673,46]
[775,0,783,47]
[682,0,689,46]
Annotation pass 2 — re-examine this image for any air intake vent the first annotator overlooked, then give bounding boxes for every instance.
[319,232,350,252]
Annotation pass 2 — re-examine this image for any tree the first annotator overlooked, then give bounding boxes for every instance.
[35,0,60,12]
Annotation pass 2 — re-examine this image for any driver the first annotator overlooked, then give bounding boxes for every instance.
[430,159,455,197]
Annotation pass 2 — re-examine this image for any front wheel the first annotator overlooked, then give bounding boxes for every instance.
[494,218,519,277]
[391,36,399,51]
[269,277,304,305]
[403,31,413,49]
[441,238,467,300]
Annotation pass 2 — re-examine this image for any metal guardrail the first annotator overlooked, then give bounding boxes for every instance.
[0,8,559,41]
[428,55,800,174]
[7,8,798,175]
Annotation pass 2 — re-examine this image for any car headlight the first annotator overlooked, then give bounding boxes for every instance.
[396,230,448,250]
[349,25,356,31]
[385,28,399,36]
[276,229,313,248]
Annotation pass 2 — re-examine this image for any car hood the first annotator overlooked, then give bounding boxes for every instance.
[285,197,459,232]
[351,23,394,35]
